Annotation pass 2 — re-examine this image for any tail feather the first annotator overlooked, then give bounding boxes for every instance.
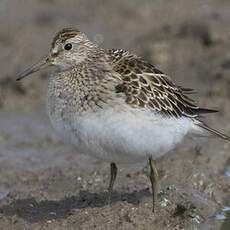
[196,108,219,114]
[197,122,230,141]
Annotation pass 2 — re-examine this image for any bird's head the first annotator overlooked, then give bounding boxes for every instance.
[17,28,96,81]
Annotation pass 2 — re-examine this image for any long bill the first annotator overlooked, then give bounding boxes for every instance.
[16,57,50,81]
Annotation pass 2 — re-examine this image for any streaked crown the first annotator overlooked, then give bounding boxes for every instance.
[51,28,80,48]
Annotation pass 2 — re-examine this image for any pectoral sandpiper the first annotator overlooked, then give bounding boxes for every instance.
[17,28,230,212]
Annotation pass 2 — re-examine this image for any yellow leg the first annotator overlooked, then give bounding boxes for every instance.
[107,162,118,205]
[148,156,159,212]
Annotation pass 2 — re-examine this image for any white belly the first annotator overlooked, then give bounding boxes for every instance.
[48,106,196,163]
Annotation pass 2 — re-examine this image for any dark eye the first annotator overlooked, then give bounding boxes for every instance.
[64,43,72,50]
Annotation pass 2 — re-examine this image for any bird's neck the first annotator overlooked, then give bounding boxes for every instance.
[48,46,120,114]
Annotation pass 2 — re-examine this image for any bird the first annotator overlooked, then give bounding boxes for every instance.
[16,28,230,212]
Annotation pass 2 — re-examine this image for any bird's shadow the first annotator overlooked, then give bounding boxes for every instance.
[0,189,151,223]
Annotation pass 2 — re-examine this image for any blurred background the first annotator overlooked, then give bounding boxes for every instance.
[0,0,230,229]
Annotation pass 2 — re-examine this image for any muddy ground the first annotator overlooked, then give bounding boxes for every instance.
[0,0,230,229]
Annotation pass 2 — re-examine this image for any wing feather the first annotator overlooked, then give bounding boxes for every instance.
[108,49,217,118]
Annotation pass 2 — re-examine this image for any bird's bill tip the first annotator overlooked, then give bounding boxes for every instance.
[16,57,49,81]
